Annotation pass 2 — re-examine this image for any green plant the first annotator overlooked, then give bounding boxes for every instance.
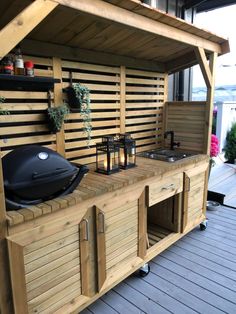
[0,96,10,115]
[72,83,92,147]
[47,104,70,133]
[224,122,236,163]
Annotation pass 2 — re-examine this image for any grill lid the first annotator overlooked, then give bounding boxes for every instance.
[2,145,88,208]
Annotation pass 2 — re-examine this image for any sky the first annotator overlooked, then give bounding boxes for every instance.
[193,4,236,87]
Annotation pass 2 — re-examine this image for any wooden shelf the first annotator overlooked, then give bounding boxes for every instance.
[0,74,60,91]
[147,224,172,247]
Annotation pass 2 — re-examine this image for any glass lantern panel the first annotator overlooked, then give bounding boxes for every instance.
[112,150,119,169]
[119,147,125,166]
[127,146,136,165]
[97,151,108,171]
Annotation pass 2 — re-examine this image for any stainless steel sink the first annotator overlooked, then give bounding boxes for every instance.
[137,149,194,162]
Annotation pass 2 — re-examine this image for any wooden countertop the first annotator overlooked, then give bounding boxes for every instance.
[6,154,208,227]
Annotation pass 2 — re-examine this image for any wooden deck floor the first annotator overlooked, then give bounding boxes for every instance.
[82,205,236,314]
[208,162,236,207]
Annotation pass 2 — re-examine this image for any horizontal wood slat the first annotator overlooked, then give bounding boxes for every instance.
[61,59,121,164]
[125,68,165,152]
[7,224,83,314]
[165,101,207,153]
[0,55,56,155]
[0,56,167,163]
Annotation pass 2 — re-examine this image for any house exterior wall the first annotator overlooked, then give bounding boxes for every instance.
[216,102,236,152]
[142,0,195,101]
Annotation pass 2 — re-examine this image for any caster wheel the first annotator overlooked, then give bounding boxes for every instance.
[200,220,208,231]
[138,263,150,277]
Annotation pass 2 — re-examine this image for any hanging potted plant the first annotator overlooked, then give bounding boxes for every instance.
[0,96,10,115]
[64,83,89,111]
[47,103,70,133]
[64,83,92,147]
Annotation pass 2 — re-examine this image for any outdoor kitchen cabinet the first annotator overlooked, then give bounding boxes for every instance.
[182,162,209,232]
[95,188,145,292]
[0,0,230,313]
[7,208,94,314]
[145,173,183,259]
[5,157,209,313]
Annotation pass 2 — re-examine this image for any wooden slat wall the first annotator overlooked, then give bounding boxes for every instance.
[165,101,207,153]
[0,56,167,163]
[0,55,56,157]
[62,60,121,165]
[125,68,165,153]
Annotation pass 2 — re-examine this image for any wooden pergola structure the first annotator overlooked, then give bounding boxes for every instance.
[0,1,230,313]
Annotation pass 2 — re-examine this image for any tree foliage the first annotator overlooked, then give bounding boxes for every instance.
[224,122,236,163]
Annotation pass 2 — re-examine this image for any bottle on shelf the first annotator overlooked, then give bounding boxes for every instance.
[14,46,24,75]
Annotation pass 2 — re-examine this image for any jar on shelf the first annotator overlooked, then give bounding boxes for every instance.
[0,55,14,75]
[24,61,34,77]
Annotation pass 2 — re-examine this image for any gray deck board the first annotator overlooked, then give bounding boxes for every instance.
[125,275,197,314]
[224,196,236,207]
[175,239,236,271]
[208,163,236,207]
[168,245,236,280]
[149,261,234,314]
[183,234,236,262]
[82,206,236,314]
[113,282,171,313]
[88,299,119,314]
[159,250,236,295]
[101,290,144,314]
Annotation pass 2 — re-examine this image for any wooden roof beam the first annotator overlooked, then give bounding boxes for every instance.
[21,39,165,72]
[52,0,224,54]
[194,47,212,88]
[0,0,59,59]
[165,51,197,73]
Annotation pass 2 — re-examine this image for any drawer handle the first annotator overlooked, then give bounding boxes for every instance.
[98,211,105,234]
[81,218,89,241]
[162,183,175,190]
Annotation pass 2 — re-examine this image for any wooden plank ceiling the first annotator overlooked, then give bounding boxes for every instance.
[0,0,230,73]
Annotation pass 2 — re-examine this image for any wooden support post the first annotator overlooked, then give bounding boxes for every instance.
[194,47,212,88]
[0,157,14,314]
[204,52,217,154]
[120,66,126,134]
[0,0,58,59]
[52,57,66,156]
[195,48,217,154]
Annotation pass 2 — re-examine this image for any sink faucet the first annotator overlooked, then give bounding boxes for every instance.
[164,131,180,150]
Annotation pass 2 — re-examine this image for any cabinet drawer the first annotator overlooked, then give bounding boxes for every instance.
[148,173,183,206]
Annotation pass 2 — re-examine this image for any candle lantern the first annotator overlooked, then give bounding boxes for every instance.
[117,133,136,169]
[96,136,120,175]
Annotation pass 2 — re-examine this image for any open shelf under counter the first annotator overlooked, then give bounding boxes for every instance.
[147,224,173,247]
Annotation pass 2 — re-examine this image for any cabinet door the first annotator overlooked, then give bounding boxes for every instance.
[182,162,208,232]
[95,192,144,291]
[7,211,92,314]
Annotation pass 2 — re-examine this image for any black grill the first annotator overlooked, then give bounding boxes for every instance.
[2,145,88,210]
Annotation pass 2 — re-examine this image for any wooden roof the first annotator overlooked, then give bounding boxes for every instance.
[0,0,230,73]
